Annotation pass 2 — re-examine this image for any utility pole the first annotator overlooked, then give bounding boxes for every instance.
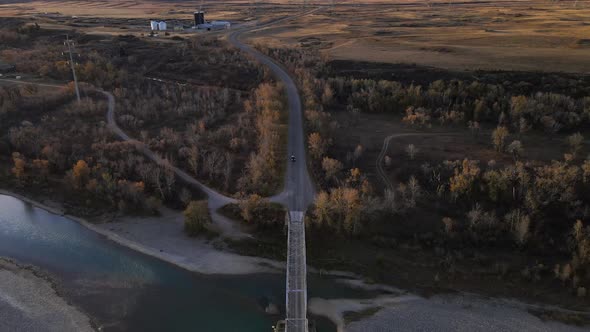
[64,35,81,103]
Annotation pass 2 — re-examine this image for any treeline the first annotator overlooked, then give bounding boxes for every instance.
[403,149,590,294]
[237,83,286,195]
[1,46,128,90]
[258,45,590,134]
[258,44,590,297]
[113,80,286,196]
[256,46,377,235]
[329,78,590,133]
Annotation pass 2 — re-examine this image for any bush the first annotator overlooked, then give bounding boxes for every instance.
[183,200,211,236]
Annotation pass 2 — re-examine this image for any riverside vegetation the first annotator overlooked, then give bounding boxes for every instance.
[0,20,286,223]
[238,44,590,311]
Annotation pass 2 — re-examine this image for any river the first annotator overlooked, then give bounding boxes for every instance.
[0,194,371,332]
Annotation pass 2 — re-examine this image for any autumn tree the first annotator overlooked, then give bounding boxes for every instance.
[321,157,343,182]
[11,152,26,182]
[312,191,332,228]
[308,132,328,160]
[331,187,363,235]
[184,200,211,236]
[31,159,50,182]
[449,159,480,201]
[483,169,509,202]
[492,126,509,152]
[239,194,264,223]
[567,133,584,159]
[72,160,90,189]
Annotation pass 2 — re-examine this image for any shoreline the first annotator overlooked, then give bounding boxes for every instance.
[2,189,590,331]
[0,257,95,332]
[0,189,284,276]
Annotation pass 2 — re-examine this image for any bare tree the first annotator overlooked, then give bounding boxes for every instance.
[163,166,176,197]
[405,144,419,160]
[187,146,200,176]
[223,152,234,191]
[203,150,222,180]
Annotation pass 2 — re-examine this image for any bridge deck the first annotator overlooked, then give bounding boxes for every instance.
[285,211,307,332]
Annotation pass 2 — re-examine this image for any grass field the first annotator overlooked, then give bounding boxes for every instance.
[246,0,590,73]
[2,1,589,73]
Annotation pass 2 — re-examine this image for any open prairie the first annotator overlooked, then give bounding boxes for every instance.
[245,0,590,73]
[3,1,589,72]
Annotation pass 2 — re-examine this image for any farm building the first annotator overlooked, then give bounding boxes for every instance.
[150,20,167,31]
[193,11,231,30]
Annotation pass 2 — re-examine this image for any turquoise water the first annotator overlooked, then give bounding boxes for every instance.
[0,194,369,332]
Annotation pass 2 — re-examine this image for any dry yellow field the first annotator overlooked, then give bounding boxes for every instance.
[245,0,590,73]
[2,1,589,73]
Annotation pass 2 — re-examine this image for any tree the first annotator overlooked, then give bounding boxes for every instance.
[312,191,332,227]
[506,140,523,161]
[353,144,364,164]
[331,187,363,235]
[518,117,531,136]
[492,126,509,152]
[384,156,392,168]
[567,133,584,159]
[398,176,420,208]
[483,169,509,202]
[381,189,397,212]
[321,157,343,181]
[187,146,199,176]
[407,176,421,207]
[183,200,211,236]
[11,152,26,182]
[72,160,90,189]
[321,84,334,106]
[223,152,234,191]
[449,159,480,201]
[163,165,176,197]
[582,160,590,184]
[179,188,192,207]
[505,209,530,245]
[239,194,264,223]
[203,150,222,180]
[31,159,49,181]
[308,132,328,160]
[405,144,419,160]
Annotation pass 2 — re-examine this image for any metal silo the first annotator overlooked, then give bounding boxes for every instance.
[194,11,205,26]
[158,21,167,31]
[150,21,158,30]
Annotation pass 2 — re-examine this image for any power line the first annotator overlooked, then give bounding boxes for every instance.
[64,35,80,103]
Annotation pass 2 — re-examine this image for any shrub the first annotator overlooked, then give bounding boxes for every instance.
[183,200,211,236]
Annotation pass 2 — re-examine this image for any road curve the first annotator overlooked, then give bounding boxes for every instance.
[228,27,316,212]
[227,11,320,332]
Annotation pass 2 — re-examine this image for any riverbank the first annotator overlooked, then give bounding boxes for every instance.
[0,258,94,332]
[0,189,282,276]
[309,293,590,332]
[3,190,590,331]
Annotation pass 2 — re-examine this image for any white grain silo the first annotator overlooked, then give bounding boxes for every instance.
[158,21,167,31]
[150,21,158,30]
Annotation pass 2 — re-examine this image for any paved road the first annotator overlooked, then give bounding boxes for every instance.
[228,28,315,213]
[3,12,318,328]
[227,12,318,332]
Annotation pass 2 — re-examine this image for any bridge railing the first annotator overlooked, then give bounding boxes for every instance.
[285,211,308,332]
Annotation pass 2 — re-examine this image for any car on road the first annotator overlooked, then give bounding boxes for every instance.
[290,155,296,162]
